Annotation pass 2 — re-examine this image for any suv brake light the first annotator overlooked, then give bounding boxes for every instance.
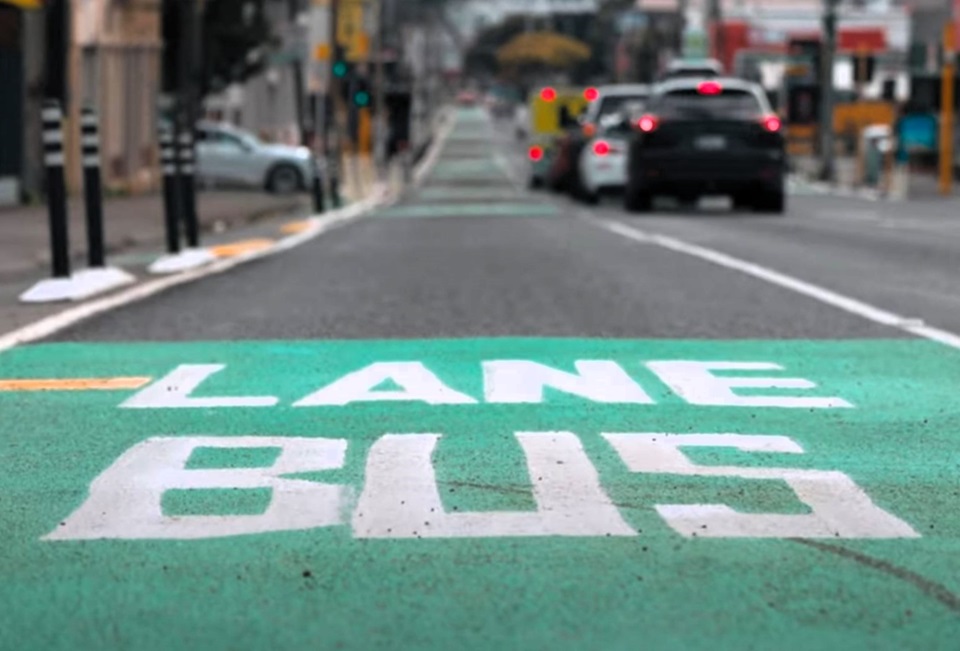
[697,81,723,95]
[636,114,659,133]
[761,115,782,133]
[593,140,611,156]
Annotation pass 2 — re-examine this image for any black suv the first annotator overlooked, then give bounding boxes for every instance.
[624,78,786,214]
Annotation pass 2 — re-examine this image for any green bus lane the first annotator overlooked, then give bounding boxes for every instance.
[1,338,958,650]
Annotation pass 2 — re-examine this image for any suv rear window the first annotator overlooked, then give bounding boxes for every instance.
[655,89,764,120]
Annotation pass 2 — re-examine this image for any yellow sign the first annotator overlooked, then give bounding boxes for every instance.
[314,43,331,61]
[337,0,369,62]
[0,0,44,8]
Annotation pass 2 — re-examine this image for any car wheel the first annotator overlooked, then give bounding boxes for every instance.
[624,185,652,213]
[266,164,303,195]
[755,190,785,214]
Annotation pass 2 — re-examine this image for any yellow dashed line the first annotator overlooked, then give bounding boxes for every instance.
[0,377,153,392]
[280,220,313,235]
[209,239,276,259]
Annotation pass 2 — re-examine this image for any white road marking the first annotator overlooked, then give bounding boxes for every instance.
[593,218,960,351]
[0,118,459,353]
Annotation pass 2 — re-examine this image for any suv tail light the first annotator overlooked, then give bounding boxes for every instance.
[697,81,723,95]
[636,114,659,133]
[528,145,544,161]
[761,115,782,133]
[592,140,611,156]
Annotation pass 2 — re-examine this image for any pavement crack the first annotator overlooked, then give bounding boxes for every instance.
[791,538,960,614]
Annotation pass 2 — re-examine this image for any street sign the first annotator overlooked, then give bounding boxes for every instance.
[337,0,369,62]
[308,1,332,93]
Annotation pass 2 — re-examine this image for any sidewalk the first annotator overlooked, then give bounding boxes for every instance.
[0,191,308,280]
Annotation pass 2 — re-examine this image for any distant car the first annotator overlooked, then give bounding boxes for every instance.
[660,58,724,81]
[195,122,314,195]
[561,85,651,199]
[457,90,479,106]
[576,101,648,204]
[624,78,786,214]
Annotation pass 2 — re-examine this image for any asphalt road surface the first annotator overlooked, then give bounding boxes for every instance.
[2,107,960,651]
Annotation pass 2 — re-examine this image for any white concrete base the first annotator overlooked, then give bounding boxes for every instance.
[20,267,136,304]
[148,248,216,275]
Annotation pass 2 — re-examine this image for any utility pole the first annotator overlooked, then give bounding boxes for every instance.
[939,22,955,196]
[819,0,838,182]
[327,0,342,206]
[373,0,387,180]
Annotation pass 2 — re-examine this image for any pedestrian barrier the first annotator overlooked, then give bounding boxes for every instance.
[19,102,134,304]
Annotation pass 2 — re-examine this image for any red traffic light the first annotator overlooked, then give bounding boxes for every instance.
[540,87,557,102]
[528,146,545,161]
[584,87,600,102]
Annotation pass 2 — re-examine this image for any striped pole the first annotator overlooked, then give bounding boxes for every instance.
[80,107,105,268]
[159,124,182,255]
[41,99,71,279]
[177,126,200,249]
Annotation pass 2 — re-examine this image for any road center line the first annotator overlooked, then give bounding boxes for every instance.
[592,218,960,350]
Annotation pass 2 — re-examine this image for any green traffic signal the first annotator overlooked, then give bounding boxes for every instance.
[353,90,370,107]
[333,61,348,78]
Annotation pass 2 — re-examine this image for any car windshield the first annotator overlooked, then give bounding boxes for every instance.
[655,88,765,120]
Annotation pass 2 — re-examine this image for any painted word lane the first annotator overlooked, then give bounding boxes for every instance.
[1,338,958,650]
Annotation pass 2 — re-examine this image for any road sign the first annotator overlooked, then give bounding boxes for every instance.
[337,0,369,62]
[1,338,959,648]
[307,1,332,93]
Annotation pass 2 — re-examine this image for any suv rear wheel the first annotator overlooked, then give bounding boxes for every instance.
[754,190,785,214]
[624,184,652,213]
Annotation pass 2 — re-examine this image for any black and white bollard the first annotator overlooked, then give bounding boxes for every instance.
[20,100,72,302]
[159,125,181,256]
[149,122,213,274]
[21,101,134,303]
[42,100,70,280]
[80,106,105,268]
[178,129,200,249]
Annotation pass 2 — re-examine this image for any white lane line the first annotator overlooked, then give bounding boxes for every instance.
[591,218,960,351]
[0,114,459,353]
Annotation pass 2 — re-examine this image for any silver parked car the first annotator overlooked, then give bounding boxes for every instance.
[195,121,314,195]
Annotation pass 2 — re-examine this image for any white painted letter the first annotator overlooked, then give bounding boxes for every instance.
[121,364,279,409]
[353,432,635,538]
[646,361,852,408]
[294,362,477,407]
[604,433,917,539]
[483,360,653,404]
[45,436,348,540]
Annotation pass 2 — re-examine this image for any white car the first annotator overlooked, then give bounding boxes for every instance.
[579,84,652,140]
[576,97,649,204]
[195,122,315,195]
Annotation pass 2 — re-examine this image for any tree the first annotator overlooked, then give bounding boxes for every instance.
[163,0,276,99]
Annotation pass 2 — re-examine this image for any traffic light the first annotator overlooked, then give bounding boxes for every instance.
[350,76,371,109]
[333,60,349,79]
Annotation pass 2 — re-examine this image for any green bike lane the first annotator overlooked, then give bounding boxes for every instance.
[2,108,960,649]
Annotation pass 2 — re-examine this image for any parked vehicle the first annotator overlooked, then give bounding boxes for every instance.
[624,78,786,214]
[195,122,314,195]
